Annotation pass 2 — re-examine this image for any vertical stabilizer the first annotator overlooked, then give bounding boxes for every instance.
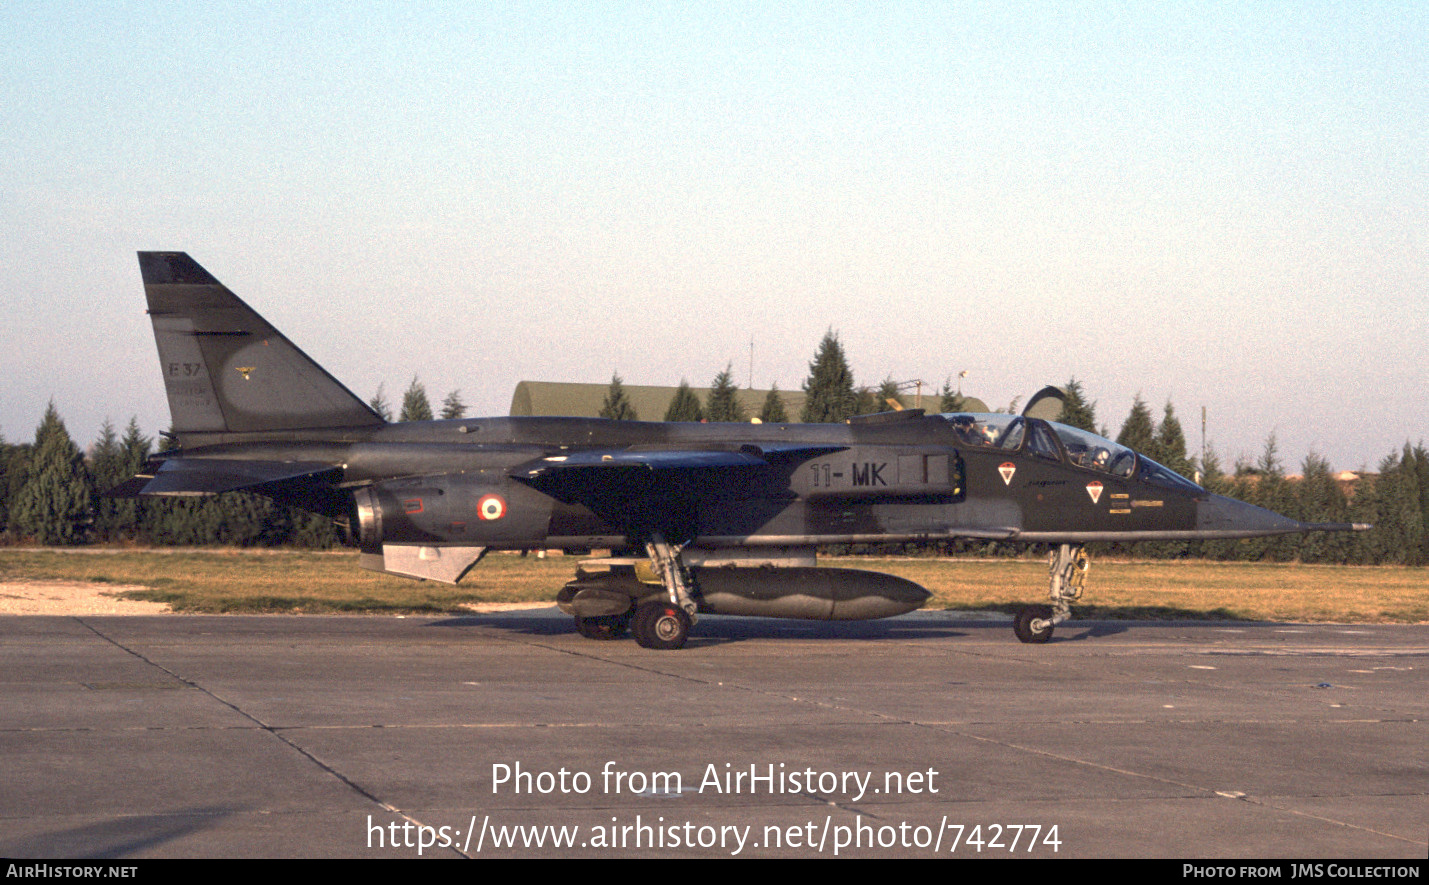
[139,252,384,434]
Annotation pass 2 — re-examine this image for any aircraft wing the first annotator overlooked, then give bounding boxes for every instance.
[106,458,342,497]
[512,444,846,536]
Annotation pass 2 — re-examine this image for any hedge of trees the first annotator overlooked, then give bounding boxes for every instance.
[1,404,340,548]
[3,338,1424,564]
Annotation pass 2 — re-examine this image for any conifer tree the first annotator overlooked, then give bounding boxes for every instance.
[12,402,92,545]
[214,492,293,546]
[664,380,704,422]
[1296,453,1350,563]
[599,374,638,421]
[0,434,29,535]
[1199,445,1227,490]
[1350,448,1423,566]
[400,377,433,422]
[705,364,746,422]
[1413,444,1429,565]
[1057,378,1097,432]
[939,378,965,413]
[1346,466,1380,565]
[877,377,905,411]
[1116,394,1156,455]
[116,418,152,540]
[0,434,10,533]
[147,497,221,545]
[440,390,467,420]
[1384,445,1424,566]
[1247,433,1297,561]
[758,385,788,423]
[1153,401,1192,477]
[800,331,857,423]
[89,420,128,541]
[290,510,340,548]
[369,384,393,422]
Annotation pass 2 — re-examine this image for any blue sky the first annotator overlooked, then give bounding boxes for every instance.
[2,2,1424,471]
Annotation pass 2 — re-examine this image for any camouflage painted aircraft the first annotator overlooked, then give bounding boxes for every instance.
[113,253,1367,649]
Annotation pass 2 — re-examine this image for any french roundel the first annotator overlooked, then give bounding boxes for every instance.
[478,494,507,521]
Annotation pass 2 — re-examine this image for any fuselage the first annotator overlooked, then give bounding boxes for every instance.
[163,410,1308,554]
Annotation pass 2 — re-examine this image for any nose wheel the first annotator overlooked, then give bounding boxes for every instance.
[1013,544,1088,644]
[1013,604,1055,643]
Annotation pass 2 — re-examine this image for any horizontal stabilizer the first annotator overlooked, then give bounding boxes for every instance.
[106,458,341,497]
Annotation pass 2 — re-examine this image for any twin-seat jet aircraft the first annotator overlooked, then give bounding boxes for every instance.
[113,253,1364,649]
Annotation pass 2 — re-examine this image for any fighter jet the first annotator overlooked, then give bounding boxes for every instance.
[112,253,1368,649]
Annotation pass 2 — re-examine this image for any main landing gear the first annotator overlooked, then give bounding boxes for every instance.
[565,533,700,650]
[1013,543,1088,644]
[629,534,698,650]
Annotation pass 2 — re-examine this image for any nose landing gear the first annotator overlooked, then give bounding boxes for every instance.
[1013,544,1087,644]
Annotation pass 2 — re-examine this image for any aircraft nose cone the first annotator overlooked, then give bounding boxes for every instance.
[1197,494,1303,538]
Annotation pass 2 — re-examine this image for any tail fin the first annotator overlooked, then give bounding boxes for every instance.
[139,252,384,434]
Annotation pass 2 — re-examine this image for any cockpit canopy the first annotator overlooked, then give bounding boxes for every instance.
[939,413,1203,493]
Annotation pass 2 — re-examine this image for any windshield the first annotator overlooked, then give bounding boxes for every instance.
[1137,455,1205,493]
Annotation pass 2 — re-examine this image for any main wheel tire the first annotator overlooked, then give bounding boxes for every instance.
[631,603,691,650]
[1013,605,1055,644]
[574,612,631,640]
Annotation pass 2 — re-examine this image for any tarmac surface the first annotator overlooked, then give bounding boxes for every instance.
[1,609,1425,858]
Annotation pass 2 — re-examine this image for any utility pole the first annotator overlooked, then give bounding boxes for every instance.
[1200,405,1207,483]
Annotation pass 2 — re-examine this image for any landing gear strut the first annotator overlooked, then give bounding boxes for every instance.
[633,533,698,650]
[1014,543,1088,644]
[645,534,698,619]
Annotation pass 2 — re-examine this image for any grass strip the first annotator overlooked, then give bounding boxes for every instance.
[1,549,1423,622]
